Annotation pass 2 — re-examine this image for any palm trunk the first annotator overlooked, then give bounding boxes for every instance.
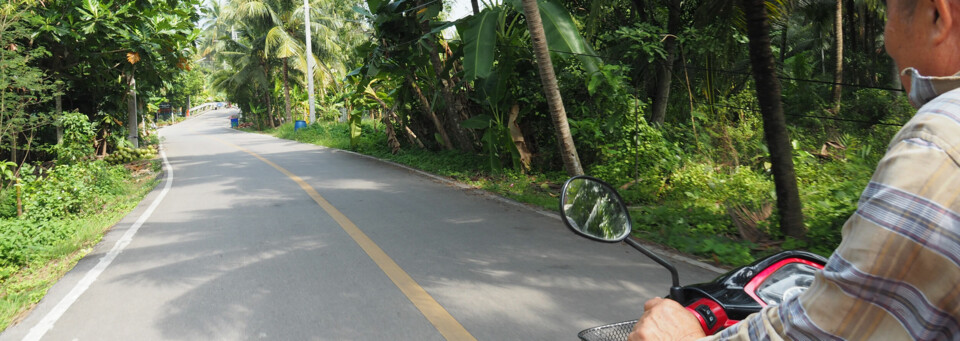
[522,0,584,176]
[261,62,276,129]
[471,0,480,15]
[125,67,139,148]
[832,0,843,114]
[283,58,293,123]
[743,0,805,239]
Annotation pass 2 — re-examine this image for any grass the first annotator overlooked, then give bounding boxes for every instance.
[0,159,162,331]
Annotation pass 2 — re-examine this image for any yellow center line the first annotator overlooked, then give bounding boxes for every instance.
[209,135,476,341]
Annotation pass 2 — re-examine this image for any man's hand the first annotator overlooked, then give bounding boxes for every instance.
[628,297,706,341]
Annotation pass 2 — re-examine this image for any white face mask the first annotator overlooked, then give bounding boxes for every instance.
[902,67,960,108]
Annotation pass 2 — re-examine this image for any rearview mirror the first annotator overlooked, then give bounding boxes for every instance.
[560,176,632,242]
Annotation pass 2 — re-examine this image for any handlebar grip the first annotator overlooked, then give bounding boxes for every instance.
[684,298,729,335]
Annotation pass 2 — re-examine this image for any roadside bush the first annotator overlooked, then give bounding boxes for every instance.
[842,89,914,129]
[21,161,129,220]
[0,219,73,269]
[792,140,881,255]
[54,111,96,165]
[589,119,682,204]
[0,160,133,275]
[632,204,755,266]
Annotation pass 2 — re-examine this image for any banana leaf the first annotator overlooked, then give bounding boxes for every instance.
[458,8,501,81]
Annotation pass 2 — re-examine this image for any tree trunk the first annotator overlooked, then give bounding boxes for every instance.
[743,0,806,239]
[283,58,293,123]
[56,78,63,144]
[522,0,584,176]
[418,4,476,152]
[261,62,276,129]
[650,0,681,125]
[9,133,16,165]
[406,74,454,150]
[779,24,788,63]
[832,0,843,114]
[508,103,533,171]
[471,0,480,15]
[126,68,139,148]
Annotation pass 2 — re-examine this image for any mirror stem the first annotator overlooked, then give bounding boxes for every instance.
[624,238,682,299]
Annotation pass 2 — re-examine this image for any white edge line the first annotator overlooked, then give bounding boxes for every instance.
[225,126,727,274]
[22,143,174,341]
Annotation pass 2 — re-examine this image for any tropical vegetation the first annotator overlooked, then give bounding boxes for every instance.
[0,0,199,329]
[208,0,904,265]
[0,0,909,323]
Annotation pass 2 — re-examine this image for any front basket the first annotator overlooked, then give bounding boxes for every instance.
[577,319,638,341]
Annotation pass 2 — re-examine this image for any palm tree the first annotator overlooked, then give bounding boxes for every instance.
[521,0,583,176]
[225,0,363,124]
[742,0,805,239]
[230,0,297,123]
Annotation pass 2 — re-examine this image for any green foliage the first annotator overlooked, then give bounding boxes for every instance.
[54,111,96,165]
[213,0,907,266]
[529,0,601,75]
[793,139,881,255]
[0,160,134,271]
[0,1,55,145]
[0,158,159,330]
[609,23,667,64]
[459,8,501,81]
[21,161,129,221]
[633,205,755,266]
[590,119,681,204]
[842,89,914,128]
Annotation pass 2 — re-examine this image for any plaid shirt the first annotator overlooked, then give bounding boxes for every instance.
[707,87,960,340]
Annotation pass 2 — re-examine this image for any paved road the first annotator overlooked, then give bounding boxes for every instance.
[2,109,717,340]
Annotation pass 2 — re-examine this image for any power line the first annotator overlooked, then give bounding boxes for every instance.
[679,65,905,92]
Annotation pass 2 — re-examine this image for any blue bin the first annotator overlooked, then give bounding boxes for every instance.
[294,120,307,131]
[230,117,239,128]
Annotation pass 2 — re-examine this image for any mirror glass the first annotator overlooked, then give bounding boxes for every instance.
[561,177,632,242]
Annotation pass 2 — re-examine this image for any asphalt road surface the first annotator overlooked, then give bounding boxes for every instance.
[2,108,718,340]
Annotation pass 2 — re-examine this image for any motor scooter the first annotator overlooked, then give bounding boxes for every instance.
[559,176,827,341]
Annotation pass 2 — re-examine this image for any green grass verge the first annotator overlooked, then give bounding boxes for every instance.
[0,160,162,331]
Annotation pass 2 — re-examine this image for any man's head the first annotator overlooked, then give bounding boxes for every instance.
[885,0,960,92]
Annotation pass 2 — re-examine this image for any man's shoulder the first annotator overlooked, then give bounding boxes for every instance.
[895,89,960,163]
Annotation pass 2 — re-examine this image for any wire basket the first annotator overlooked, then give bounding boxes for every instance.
[577,320,638,341]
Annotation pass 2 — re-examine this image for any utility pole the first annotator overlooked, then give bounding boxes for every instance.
[304,0,316,124]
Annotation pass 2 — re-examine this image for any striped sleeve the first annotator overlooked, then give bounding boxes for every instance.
[701,90,960,341]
